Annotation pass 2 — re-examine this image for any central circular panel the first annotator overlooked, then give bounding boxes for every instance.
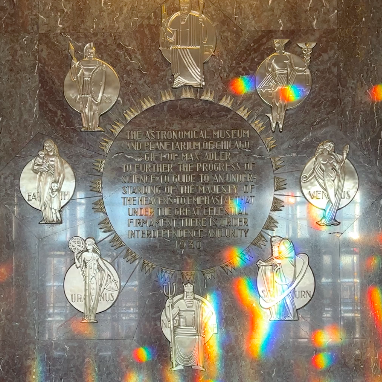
[102,99,274,269]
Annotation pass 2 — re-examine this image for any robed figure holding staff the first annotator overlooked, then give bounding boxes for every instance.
[161,283,217,370]
[301,141,349,226]
[160,0,216,88]
[257,236,310,321]
[69,236,119,323]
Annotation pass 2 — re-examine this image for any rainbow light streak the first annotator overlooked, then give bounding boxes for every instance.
[28,353,45,382]
[132,347,155,363]
[233,277,278,359]
[370,84,382,102]
[70,317,97,338]
[123,371,151,382]
[205,291,223,379]
[311,352,337,370]
[224,247,253,268]
[367,286,382,340]
[229,76,256,95]
[162,365,185,382]
[225,197,247,215]
[84,359,98,382]
[307,203,329,232]
[365,255,381,273]
[311,324,344,348]
[0,259,13,283]
[279,85,305,102]
[309,377,336,382]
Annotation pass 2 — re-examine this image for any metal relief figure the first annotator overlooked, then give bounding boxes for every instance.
[256,39,316,132]
[64,42,120,132]
[301,141,359,227]
[20,139,75,224]
[65,236,120,323]
[161,282,217,371]
[257,236,315,321]
[160,0,216,88]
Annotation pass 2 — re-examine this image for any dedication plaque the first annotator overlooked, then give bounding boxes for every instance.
[100,99,277,270]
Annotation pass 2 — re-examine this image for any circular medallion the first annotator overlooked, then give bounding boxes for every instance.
[257,253,315,313]
[20,140,75,215]
[101,98,276,270]
[64,59,120,116]
[256,52,311,110]
[160,11,216,64]
[64,259,120,315]
[300,141,359,228]
[301,158,358,210]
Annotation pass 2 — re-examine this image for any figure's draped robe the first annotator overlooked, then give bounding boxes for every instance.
[170,13,204,88]
[258,259,298,320]
[173,300,203,367]
[313,152,345,225]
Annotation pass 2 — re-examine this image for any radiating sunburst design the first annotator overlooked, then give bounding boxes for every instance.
[89,88,287,279]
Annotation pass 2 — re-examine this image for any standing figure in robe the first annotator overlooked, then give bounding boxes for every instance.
[161,282,217,370]
[160,0,216,88]
[256,39,311,132]
[32,139,65,223]
[75,237,119,322]
[69,43,106,131]
[257,236,310,321]
[301,140,349,226]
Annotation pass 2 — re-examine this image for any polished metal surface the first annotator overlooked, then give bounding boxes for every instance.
[1,0,382,380]
[64,42,120,131]
[301,140,359,226]
[160,0,216,88]
[99,98,278,270]
[19,139,75,224]
[64,236,120,322]
[161,282,217,370]
[256,39,315,132]
[257,236,315,321]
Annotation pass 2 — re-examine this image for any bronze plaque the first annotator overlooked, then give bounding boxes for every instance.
[101,99,276,270]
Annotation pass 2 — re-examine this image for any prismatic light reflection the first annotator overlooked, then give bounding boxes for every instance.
[225,197,247,215]
[311,324,344,348]
[205,291,224,379]
[124,371,152,382]
[279,85,306,102]
[229,76,256,95]
[365,255,381,273]
[162,365,184,382]
[70,317,97,338]
[84,358,97,382]
[0,259,13,283]
[370,84,382,101]
[311,352,337,370]
[233,277,279,359]
[367,286,382,341]
[132,347,155,363]
[224,247,253,268]
[27,352,45,382]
